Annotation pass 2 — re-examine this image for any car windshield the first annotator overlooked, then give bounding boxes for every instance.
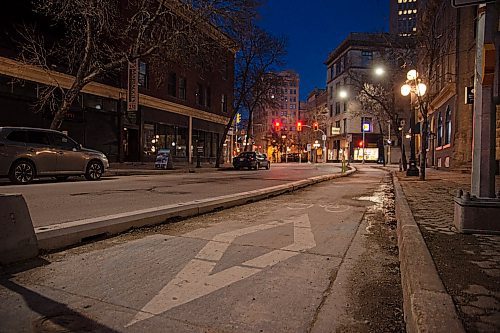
[239,152,255,157]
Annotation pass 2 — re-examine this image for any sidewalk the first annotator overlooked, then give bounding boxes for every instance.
[106,161,233,176]
[395,167,500,332]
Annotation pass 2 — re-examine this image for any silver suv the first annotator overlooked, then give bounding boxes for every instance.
[0,127,109,184]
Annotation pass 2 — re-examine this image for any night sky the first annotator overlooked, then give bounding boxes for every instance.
[257,0,390,101]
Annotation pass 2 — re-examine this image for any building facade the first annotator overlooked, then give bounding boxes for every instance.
[253,71,300,161]
[415,2,477,170]
[324,33,397,163]
[390,0,419,36]
[0,0,234,164]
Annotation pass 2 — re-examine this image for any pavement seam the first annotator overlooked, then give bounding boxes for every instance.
[392,173,465,333]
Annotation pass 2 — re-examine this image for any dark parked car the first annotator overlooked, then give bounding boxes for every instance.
[233,152,270,170]
[0,127,109,184]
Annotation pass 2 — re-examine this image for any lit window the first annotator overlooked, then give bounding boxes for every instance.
[399,10,403,15]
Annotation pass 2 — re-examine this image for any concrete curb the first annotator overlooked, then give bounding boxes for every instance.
[392,174,465,333]
[35,167,357,251]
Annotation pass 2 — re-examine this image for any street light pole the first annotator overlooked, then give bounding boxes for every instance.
[362,116,365,164]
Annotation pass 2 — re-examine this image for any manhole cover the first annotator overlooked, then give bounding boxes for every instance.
[33,314,96,333]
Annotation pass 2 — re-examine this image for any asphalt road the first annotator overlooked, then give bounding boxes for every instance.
[0,166,404,332]
[0,163,342,228]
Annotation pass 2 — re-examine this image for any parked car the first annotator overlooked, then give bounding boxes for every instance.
[233,152,270,170]
[0,127,109,184]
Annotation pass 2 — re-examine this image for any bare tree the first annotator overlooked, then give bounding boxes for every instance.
[215,23,286,166]
[346,43,415,149]
[243,72,285,151]
[413,0,456,180]
[19,0,258,129]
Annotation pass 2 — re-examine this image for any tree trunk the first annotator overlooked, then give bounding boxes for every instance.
[420,115,428,180]
[50,87,81,130]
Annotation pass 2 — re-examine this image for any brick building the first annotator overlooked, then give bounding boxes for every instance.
[415,2,477,170]
[0,0,234,163]
[253,71,300,159]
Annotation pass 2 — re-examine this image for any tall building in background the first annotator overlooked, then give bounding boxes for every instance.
[253,70,300,161]
[390,0,418,36]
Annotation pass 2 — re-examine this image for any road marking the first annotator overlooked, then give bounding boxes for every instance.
[126,214,316,327]
[319,204,351,213]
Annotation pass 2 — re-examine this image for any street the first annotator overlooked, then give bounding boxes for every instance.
[0,164,341,228]
[0,166,404,332]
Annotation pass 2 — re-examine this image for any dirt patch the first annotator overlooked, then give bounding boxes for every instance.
[342,175,406,332]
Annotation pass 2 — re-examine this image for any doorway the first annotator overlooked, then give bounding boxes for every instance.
[125,128,140,161]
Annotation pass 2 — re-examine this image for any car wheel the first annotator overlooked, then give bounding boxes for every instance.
[85,160,103,181]
[9,160,35,185]
[266,163,270,170]
[55,176,69,181]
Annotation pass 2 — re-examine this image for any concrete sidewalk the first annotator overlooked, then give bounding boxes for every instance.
[391,166,500,332]
[106,161,233,176]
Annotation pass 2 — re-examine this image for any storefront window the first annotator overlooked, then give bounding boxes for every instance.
[143,123,155,157]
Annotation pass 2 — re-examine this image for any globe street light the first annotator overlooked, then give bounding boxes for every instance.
[374,66,385,77]
[400,69,427,177]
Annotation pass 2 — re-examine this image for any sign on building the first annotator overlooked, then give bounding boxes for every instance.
[331,127,341,135]
[127,59,139,115]
[465,86,474,104]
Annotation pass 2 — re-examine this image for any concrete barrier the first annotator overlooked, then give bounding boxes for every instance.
[393,175,465,333]
[0,194,38,265]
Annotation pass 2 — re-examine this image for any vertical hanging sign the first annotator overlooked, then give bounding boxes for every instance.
[127,59,139,122]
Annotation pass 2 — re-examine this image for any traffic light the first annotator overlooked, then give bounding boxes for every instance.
[236,113,241,124]
[313,122,319,131]
[358,140,364,148]
[297,121,302,132]
[274,121,281,131]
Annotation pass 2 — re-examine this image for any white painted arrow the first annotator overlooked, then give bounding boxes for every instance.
[126,214,316,327]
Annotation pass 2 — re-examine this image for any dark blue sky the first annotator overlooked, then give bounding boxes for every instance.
[257,0,390,101]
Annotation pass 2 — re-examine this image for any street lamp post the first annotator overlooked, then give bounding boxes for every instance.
[401,69,427,177]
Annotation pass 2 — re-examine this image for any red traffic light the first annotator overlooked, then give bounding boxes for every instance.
[274,121,281,131]
[297,121,302,132]
[312,122,319,131]
[358,140,364,147]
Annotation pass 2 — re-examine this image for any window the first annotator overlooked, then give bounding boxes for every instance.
[7,131,27,143]
[361,51,373,67]
[167,72,176,97]
[329,105,333,117]
[343,101,347,113]
[437,112,443,146]
[290,104,296,109]
[52,133,77,149]
[343,119,347,133]
[27,131,50,145]
[205,87,211,108]
[335,102,340,115]
[178,77,186,100]
[138,61,148,88]
[221,94,228,113]
[445,106,452,145]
